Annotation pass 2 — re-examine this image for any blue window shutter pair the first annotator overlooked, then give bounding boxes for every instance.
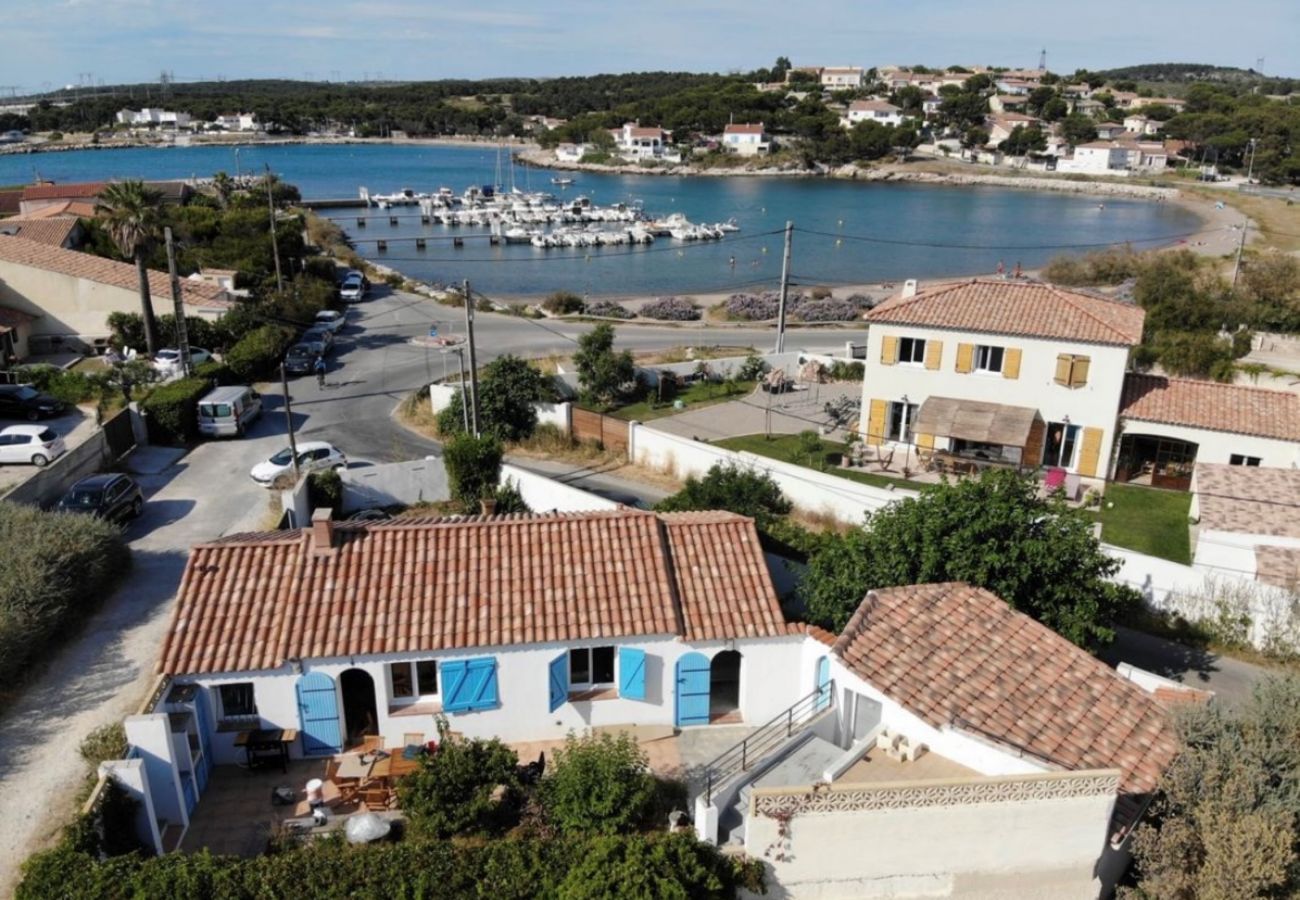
[442,657,500,713]
[618,647,647,701]
[548,652,568,713]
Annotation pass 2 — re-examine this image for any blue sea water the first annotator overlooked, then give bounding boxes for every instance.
[0,143,1201,296]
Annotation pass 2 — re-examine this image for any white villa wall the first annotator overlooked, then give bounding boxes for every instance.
[1192,529,1300,580]
[1118,418,1300,472]
[186,634,810,765]
[498,463,620,513]
[743,770,1119,900]
[631,424,912,524]
[861,322,1132,476]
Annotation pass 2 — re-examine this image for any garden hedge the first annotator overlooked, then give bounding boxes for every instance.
[223,324,295,382]
[140,376,209,444]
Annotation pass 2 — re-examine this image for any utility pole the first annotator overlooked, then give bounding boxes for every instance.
[1245,137,1258,184]
[775,221,794,353]
[280,363,301,478]
[1232,218,1250,288]
[164,227,192,377]
[265,163,284,292]
[455,346,470,433]
[463,279,481,436]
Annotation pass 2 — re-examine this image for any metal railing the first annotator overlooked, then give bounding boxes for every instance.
[700,681,834,805]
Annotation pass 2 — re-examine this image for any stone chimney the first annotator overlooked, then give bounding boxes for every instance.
[902,279,918,298]
[479,498,498,516]
[310,507,335,556]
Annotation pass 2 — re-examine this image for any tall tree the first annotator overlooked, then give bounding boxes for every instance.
[95,180,164,355]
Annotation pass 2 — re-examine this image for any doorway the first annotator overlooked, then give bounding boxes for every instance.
[709,651,742,721]
[340,668,379,748]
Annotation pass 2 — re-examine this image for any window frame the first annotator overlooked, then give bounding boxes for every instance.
[1043,422,1081,469]
[568,645,617,689]
[217,682,258,722]
[897,337,927,366]
[1229,454,1262,467]
[973,345,1005,374]
[886,400,917,443]
[388,660,439,703]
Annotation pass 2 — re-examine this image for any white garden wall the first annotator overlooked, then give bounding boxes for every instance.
[499,463,620,514]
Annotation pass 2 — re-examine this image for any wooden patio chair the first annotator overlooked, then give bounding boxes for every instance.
[359,786,390,812]
[359,735,383,753]
[877,448,895,471]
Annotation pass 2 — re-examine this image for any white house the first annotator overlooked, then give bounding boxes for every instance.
[115,108,192,128]
[213,113,258,132]
[989,94,1030,114]
[843,100,904,128]
[1189,464,1300,583]
[859,278,1146,482]
[1115,374,1300,489]
[820,66,866,89]
[612,122,672,160]
[1123,115,1160,136]
[721,122,771,156]
[554,142,592,163]
[1095,121,1127,139]
[1057,140,1130,174]
[994,77,1036,95]
[986,113,1041,146]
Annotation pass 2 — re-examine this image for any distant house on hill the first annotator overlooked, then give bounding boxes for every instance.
[721,122,770,156]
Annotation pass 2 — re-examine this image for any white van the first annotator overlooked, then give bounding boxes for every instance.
[197,385,262,438]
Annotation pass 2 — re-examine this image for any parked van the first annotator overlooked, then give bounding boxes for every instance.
[197,385,262,438]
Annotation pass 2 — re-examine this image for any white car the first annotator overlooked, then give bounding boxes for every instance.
[314,310,347,334]
[153,348,214,374]
[0,424,67,466]
[249,440,347,486]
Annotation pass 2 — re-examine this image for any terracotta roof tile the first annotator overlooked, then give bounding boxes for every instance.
[1194,463,1300,538]
[1121,374,1300,442]
[21,181,108,201]
[159,510,788,675]
[831,582,1178,799]
[865,278,1145,346]
[19,200,98,219]
[0,217,79,247]
[724,123,766,134]
[0,235,232,309]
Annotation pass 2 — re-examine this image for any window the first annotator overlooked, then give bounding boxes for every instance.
[898,337,927,365]
[218,683,257,720]
[1054,354,1091,388]
[1230,454,1262,467]
[1043,422,1080,468]
[569,646,616,687]
[887,400,917,443]
[389,660,439,700]
[974,345,1005,373]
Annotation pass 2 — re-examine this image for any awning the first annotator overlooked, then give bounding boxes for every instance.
[915,396,1039,447]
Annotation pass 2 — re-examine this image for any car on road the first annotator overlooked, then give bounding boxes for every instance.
[301,326,334,352]
[339,273,369,303]
[152,347,214,375]
[314,310,347,334]
[0,424,67,466]
[284,341,329,376]
[0,384,65,420]
[249,440,347,486]
[56,473,144,522]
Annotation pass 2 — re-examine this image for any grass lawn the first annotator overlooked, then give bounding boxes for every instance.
[714,433,916,491]
[1098,484,1192,564]
[606,379,756,421]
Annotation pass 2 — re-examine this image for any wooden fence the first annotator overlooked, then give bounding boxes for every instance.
[571,408,629,457]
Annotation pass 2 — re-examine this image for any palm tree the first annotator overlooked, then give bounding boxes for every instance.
[210,170,235,208]
[95,180,164,355]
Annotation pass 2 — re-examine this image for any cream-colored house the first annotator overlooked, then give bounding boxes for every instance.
[0,235,232,356]
[859,279,1146,481]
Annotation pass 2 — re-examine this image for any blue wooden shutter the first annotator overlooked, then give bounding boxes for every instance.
[441,660,471,713]
[296,672,342,756]
[674,652,712,727]
[618,647,647,701]
[548,652,569,713]
[444,657,499,714]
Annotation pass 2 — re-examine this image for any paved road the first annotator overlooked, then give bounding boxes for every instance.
[0,289,855,892]
[1100,626,1276,709]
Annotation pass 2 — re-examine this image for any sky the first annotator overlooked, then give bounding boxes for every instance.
[2,0,1296,92]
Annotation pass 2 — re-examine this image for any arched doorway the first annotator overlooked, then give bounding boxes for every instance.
[340,668,379,748]
[709,651,742,721]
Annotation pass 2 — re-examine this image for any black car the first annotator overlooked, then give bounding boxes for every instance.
[56,473,144,523]
[284,341,327,376]
[0,384,65,421]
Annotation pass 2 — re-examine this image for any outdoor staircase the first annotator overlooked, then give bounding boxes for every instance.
[721,734,845,845]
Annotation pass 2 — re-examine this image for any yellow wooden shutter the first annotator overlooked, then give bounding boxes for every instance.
[924,340,943,370]
[1024,418,1045,464]
[1054,354,1072,386]
[955,343,974,374]
[866,399,887,446]
[1070,356,1091,388]
[916,432,935,450]
[1077,426,1103,477]
[881,336,898,365]
[1003,348,1022,380]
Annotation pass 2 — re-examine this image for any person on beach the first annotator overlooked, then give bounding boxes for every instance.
[1013,261,1023,279]
[996,260,1005,277]
[729,255,736,269]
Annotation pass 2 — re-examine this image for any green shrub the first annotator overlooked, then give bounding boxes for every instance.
[398,724,521,839]
[444,433,503,507]
[827,360,864,381]
[493,478,531,514]
[557,833,765,900]
[79,723,127,773]
[384,272,404,288]
[141,376,208,444]
[737,353,769,381]
[540,732,657,835]
[0,502,128,694]
[656,462,792,529]
[542,291,586,315]
[307,468,342,515]
[224,324,294,382]
[302,256,339,283]
[13,364,111,405]
[193,359,238,386]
